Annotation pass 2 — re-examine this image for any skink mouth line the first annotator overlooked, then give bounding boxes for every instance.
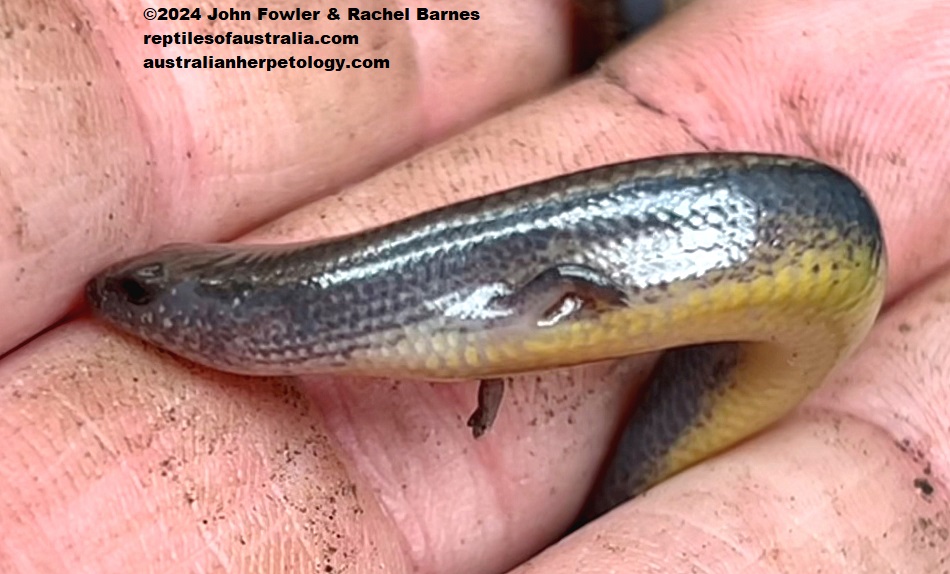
[85,152,887,517]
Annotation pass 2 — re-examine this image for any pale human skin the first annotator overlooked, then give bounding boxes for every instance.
[2,0,949,572]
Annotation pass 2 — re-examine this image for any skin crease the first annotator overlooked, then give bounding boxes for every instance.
[1,1,949,573]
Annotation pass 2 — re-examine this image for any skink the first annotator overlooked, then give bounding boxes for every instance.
[85,153,887,519]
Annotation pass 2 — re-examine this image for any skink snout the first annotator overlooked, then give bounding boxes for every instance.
[86,259,170,317]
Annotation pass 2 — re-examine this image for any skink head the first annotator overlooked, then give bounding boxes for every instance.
[85,242,290,374]
[88,243,207,326]
[88,259,170,309]
[88,241,231,311]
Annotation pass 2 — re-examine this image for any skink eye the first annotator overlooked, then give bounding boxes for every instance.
[117,277,153,305]
[106,263,166,306]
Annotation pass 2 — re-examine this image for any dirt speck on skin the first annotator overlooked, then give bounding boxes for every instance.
[9,204,28,250]
[889,437,950,509]
[895,437,930,466]
[912,512,950,551]
[885,150,908,167]
[914,477,935,498]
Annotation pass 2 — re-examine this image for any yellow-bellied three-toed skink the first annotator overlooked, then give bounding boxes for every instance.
[85,153,886,520]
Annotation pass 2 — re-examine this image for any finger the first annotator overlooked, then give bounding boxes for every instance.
[0,0,571,353]
[0,325,417,573]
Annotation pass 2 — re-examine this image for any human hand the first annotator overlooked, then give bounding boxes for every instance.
[2,1,948,572]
